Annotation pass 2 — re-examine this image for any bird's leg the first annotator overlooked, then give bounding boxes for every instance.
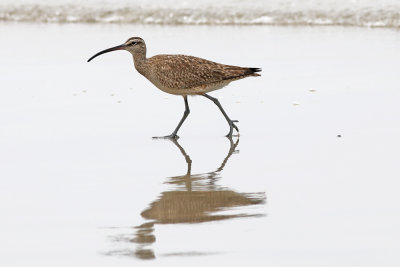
[153,96,190,139]
[203,94,239,137]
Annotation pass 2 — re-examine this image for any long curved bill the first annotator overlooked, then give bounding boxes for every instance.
[87,44,126,62]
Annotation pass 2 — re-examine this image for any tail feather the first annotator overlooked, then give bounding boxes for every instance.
[247,67,261,76]
[250,67,262,73]
[221,66,262,81]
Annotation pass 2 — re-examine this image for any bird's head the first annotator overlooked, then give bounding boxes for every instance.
[87,37,146,62]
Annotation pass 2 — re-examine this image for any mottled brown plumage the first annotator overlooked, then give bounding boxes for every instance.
[87,36,261,138]
[144,54,260,95]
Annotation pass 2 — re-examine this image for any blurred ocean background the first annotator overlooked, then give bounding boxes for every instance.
[1,0,400,27]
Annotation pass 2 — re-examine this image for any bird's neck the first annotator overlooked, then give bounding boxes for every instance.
[133,52,147,76]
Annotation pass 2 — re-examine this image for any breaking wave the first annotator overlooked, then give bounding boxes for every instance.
[1,3,400,28]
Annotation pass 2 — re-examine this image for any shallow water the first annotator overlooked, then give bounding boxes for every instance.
[1,23,400,266]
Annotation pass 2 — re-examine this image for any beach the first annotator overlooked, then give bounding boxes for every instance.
[1,22,400,266]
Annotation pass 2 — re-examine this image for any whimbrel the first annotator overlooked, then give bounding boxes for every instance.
[87,37,261,138]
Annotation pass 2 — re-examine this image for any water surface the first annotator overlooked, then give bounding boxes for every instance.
[1,23,400,266]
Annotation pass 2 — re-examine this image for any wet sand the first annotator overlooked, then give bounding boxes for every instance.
[1,23,400,266]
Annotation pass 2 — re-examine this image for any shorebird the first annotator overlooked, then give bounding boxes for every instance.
[87,37,261,138]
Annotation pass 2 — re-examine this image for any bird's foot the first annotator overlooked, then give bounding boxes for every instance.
[225,120,239,138]
[152,134,179,140]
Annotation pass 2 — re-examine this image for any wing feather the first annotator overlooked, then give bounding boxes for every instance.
[147,55,260,90]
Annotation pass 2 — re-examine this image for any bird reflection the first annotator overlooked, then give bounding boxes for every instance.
[110,136,265,260]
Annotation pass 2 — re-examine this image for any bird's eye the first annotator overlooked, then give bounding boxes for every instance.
[130,42,137,46]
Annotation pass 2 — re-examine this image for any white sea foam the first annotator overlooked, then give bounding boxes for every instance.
[1,0,400,28]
